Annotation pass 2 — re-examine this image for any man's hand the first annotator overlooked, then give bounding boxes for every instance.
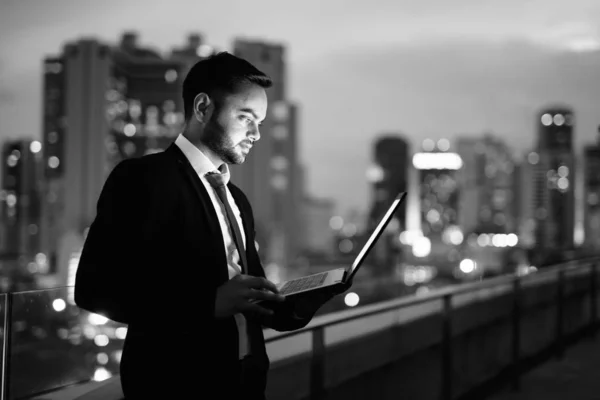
[214,275,285,319]
[291,280,354,319]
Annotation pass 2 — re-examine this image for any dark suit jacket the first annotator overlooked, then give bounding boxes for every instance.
[74,143,311,398]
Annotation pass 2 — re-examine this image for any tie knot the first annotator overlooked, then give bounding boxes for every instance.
[205,171,227,189]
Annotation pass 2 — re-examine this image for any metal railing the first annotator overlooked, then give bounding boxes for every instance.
[264,257,600,400]
[2,256,598,400]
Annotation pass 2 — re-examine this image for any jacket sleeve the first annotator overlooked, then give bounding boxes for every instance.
[74,159,145,324]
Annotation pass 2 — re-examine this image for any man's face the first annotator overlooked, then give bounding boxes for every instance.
[202,83,267,165]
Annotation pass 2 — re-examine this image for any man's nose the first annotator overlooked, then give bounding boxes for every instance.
[249,124,261,142]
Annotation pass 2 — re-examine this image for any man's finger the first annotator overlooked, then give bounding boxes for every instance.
[242,276,280,293]
[247,288,285,302]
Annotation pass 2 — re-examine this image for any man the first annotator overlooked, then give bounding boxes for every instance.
[74,52,346,399]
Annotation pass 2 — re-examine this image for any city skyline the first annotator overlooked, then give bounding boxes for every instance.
[3,0,600,214]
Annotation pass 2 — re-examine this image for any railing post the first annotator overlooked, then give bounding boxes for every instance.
[591,263,598,333]
[1,293,12,400]
[556,268,565,359]
[441,294,453,400]
[511,276,521,391]
[310,326,325,400]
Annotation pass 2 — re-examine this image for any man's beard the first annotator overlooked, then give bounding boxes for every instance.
[203,120,245,165]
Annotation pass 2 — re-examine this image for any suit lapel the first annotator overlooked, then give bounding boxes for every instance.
[166,144,228,277]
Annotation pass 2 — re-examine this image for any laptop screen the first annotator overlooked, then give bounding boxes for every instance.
[347,192,407,279]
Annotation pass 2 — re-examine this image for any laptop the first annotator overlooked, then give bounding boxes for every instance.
[268,191,407,300]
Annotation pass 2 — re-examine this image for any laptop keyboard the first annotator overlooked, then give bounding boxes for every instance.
[279,272,328,295]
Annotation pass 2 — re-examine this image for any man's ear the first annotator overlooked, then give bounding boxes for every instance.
[193,93,211,123]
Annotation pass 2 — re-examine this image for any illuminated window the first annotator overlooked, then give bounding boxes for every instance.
[197,44,213,58]
[541,113,553,126]
[165,69,178,83]
[129,100,142,119]
[437,138,450,152]
[6,194,17,207]
[30,141,42,153]
[527,152,539,165]
[553,114,565,126]
[123,123,136,137]
[6,155,18,168]
[105,90,120,102]
[422,139,435,152]
[557,165,569,177]
[48,156,60,169]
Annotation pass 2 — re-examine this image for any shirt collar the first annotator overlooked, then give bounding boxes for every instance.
[175,134,231,185]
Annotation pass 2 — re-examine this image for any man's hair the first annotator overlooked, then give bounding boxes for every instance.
[182,51,272,121]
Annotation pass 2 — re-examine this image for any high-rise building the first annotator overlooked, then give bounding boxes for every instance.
[413,138,462,247]
[515,150,540,248]
[456,134,517,235]
[534,106,575,250]
[41,33,190,284]
[368,135,409,229]
[366,135,409,269]
[230,40,301,268]
[0,139,44,267]
[584,140,600,248]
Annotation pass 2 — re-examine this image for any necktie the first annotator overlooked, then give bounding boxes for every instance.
[205,171,248,275]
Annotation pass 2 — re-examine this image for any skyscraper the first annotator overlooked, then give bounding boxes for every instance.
[365,135,410,269]
[584,139,600,248]
[534,106,575,250]
[515,150,540,248]
[41,33,190,283]
[456,134,517,235]
[0,139,44,266]
[413,139,462,243]
[368,135,410,230]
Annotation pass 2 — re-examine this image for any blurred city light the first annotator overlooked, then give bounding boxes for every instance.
[344,292,360,307]
[96,353,109,365]
[29,141,42,153]
[339,239,354,253]
[437,138,450,152]
[115,327,128,340]
[366,164,384,182]
[52,299,66,312]
[88,313,109,325]
[94,334,109,347]
[422,138,435,151]
[412,153,463,170]
[329,216,344,230]
[399,230,421,245]
[93,367,112,382]
[541,113,553,126]
[412,236,431,258]
[459,259,476,273]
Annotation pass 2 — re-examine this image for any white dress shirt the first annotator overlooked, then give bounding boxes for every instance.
[175,134,250,359]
